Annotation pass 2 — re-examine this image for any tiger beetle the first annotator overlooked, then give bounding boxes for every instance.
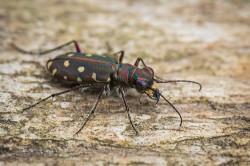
[12,40,202,135]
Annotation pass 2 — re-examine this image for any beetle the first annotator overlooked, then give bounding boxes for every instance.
[12,40,202,134]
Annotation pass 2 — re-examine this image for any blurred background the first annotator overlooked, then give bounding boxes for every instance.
[0,0,249,165]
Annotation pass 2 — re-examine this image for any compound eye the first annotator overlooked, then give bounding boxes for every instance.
[136,79,148,90]
[143,67,154,76]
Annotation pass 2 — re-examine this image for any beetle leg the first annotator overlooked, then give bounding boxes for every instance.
[103,41,125,63]
[75,84,107,135]
[108,50,125,63]
[103,84,111,96]
[117,50,125,63]
[134,58,147,67]
[134,58,165,80]
[22,84,90,112]
[11,40,82,55]
[105,42,125,63]
[119,87,139,135]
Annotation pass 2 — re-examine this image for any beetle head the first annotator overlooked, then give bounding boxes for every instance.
[144,81,160,101]
[133,66,160,102]
[132,65,202,127]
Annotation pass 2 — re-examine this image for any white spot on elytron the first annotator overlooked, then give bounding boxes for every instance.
[64,76,67,80]
[47,61,52,69]
[78,66,85,73]
[52,69,57,76]
[92,73,105,82]
[86,53,92,57]
[68,54,74,57]
[64,60,70,67]
[77,77,82,82]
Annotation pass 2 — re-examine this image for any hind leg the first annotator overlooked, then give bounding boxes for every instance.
[11,40,82,55]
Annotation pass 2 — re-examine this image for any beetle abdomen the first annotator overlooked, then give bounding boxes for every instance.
[46,54,115,83]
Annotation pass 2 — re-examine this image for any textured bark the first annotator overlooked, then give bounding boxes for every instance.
[0,0,249,165]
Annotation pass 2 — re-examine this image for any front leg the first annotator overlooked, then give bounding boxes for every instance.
[119,87,139,135]
[134,57,147,67]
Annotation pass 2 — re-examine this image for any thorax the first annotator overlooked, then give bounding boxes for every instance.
[112,64,137,86]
